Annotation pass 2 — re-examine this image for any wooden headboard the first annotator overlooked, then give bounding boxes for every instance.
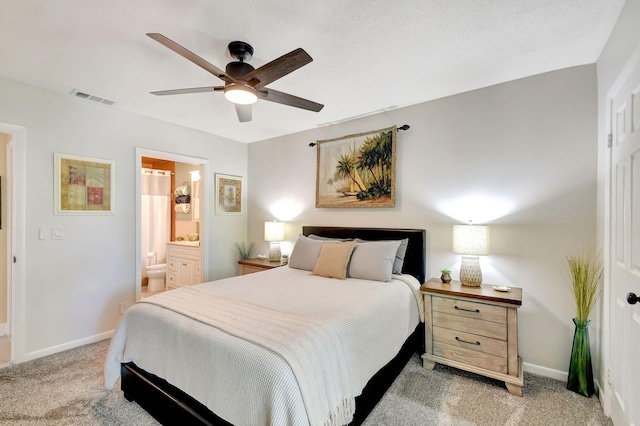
[302,226,427,284]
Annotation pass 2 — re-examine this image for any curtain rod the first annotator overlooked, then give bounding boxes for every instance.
[308,124,410,147]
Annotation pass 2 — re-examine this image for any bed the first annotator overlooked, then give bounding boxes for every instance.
[105,226,427,425]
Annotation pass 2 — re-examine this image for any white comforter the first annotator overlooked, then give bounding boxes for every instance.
[105,267,422,426]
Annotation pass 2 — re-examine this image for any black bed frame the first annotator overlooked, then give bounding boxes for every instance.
[121,227,427,425]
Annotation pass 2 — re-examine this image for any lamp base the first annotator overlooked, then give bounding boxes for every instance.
[268,242,281,262]
[460,255,482,287]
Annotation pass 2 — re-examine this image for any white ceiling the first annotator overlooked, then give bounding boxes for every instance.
[0,0,625,143]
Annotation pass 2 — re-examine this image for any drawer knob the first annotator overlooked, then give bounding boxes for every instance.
[455,305,480,314]
[455,336,481,346]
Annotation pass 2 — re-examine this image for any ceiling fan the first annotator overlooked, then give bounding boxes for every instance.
[146,33,324,122]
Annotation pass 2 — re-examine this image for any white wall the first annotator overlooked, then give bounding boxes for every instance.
[247,65,598,377]
[0,76,247,359]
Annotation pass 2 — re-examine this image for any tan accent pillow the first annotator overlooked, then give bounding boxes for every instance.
[311,241,356,280]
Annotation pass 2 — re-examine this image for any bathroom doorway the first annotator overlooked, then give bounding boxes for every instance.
[136,148,208,301]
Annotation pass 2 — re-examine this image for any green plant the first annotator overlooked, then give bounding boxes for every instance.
[566,245,603,322]
[281,254,289,258]
[441,269,451,275]
[235,242,256,260]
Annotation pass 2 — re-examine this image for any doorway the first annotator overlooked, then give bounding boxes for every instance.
[135,148,208,301]
[0,122,26,366]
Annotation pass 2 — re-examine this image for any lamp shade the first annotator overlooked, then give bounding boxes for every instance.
[453,225,490,255]
[264,221,285,242]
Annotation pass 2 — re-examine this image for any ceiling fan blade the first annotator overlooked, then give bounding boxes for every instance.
[151,86,223,96]
[258,88,323,112]
[243,48,312,89]
[147,33,236,83]
[235,104,252,122]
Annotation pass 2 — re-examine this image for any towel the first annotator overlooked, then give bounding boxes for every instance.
[174,204,191,213]
[174,185,190,196]
[175,195,191,204]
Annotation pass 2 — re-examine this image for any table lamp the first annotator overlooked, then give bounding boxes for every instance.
[453,223,490,286]
[264,221,285,262]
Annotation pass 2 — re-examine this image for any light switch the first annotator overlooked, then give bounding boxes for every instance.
[39,226,46,240]
[52,226,63,240]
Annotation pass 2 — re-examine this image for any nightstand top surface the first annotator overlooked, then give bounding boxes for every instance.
[421,278,522,306]
[237,258,283,269]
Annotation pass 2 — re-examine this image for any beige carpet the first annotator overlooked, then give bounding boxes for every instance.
[0,339,611,425]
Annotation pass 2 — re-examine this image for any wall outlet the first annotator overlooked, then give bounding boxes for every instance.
[119,302,129,315]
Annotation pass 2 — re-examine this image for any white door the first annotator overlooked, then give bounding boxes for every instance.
[609,53,640,426]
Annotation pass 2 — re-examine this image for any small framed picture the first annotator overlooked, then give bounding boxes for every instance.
[54,153,115,215]
[215,173,243,215]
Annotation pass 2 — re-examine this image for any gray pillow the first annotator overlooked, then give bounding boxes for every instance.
[307,234,353,242]
[348,240,401,282]
[288,235,325,271]
[355,238,409,274]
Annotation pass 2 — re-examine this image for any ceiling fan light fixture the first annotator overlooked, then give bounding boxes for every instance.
[224,84,258,105]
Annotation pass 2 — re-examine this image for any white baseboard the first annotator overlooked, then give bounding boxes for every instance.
[523,361,568,381]
[21,330,114,363]
[0,323,6,336]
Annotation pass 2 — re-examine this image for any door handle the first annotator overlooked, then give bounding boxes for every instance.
[627,293,639,305]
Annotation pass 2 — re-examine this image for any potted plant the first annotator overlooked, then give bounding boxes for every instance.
[440,269,452,283]
[565,245,603,397]
[280,254,289,265]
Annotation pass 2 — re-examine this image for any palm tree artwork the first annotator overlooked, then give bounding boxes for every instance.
[316,126,396,208]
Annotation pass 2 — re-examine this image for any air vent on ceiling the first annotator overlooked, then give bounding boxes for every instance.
[70,89,116,106]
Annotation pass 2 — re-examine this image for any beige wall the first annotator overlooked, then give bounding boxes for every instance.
[0,132,9,328]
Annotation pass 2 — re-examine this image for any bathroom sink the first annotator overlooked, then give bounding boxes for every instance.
[171,241,200,247]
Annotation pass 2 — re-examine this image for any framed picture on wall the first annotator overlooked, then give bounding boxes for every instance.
[54,153,115,215]
[316,125,397,208]
[215,173,243,215]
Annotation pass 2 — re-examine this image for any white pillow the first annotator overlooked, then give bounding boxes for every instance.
[348,240,401,282]
[307,234,353,242]
[355,238,409,274]
[288,235,325,271]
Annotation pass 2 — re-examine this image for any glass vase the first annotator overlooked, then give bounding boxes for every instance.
[566,317,595,397]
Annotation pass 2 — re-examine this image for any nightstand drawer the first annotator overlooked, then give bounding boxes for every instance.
[433,296,506,324]
[433,340,508,374]
[433,326,507,357]
[433,311,507,340]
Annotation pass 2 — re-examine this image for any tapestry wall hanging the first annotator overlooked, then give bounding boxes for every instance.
[54,153,115,215]
[316,125,396,208]
[215,173,243,215]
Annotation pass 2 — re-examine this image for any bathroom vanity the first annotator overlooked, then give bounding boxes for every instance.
[166,241,201,290]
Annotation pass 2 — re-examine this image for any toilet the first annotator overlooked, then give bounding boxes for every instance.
[145,263,167,292]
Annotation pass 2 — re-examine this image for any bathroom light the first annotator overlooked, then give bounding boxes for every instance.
[264,221,285,262]
[453,223,490,287]
[224,84,258,105]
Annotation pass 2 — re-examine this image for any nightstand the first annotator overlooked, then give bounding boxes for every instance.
[238,258,283,275]
[421,278,524,396]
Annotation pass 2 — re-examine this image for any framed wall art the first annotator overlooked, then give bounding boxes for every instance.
[215,173,243,215]
[54,153,115,215]
[316,125,397,208]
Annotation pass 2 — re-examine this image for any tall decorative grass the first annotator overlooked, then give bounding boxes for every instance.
[565,244,603,397]
[566,245,603,322]
[235,242,256,260]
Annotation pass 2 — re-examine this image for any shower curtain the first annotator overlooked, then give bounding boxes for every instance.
[141,168,171,275]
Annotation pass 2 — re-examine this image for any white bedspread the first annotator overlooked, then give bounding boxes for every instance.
[105,267,422,426]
